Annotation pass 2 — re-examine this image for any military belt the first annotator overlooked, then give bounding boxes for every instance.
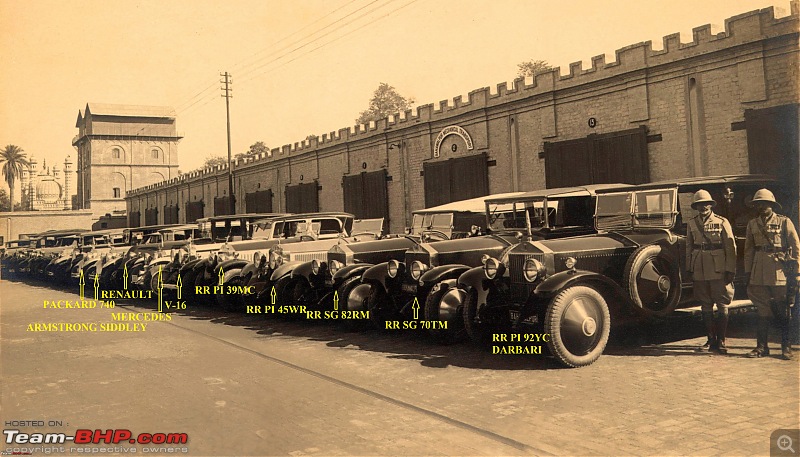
[693,243,723,251]
[754,245,783,253]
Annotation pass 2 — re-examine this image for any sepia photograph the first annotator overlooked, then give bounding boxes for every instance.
[1,0,798,455]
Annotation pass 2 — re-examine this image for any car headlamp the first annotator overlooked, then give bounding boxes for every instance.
[565,257,577,269]
[254,251,262,264]
[523,258,545,283]
[484,257,501,280]
[329,260,343,275]
[410,261,427,280]
[387,259,400,279]
[311,259,321,275]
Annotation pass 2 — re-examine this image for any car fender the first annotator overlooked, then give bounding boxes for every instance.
[332,263,372,283]
[362,262,393,293]
[457,266,496,313]
[219,259,250,272]
[291,260,317,286]
[270,261,304,283]
[240,262,259,282]
[420,264,470,288]
[534,270,626,302]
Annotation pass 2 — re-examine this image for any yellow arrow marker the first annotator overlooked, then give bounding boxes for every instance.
[158,266,163,313]
[412,297,420,320]
[79,270,85,301]
[271,286,277,305]
[123,264,129,290]
[176,274,183,300]
[218,268,224,286]
[333,290,339,311]
[94,273,100,300]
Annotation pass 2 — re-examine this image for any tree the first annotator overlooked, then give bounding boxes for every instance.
[355,82,414,125]
[516,59,553,78]
[0,189,10,211]
[246,141,270,156]
[0,145,30,213]
[202,155,228,168]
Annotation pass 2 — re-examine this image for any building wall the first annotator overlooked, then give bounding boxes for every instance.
[0,211,94,247]
[127,5,799,233]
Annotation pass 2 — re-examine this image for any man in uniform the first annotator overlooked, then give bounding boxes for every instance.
[686,190,736,354]
[745,188,800,360]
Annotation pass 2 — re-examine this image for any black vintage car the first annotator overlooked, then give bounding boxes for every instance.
[355,185,626,335]
[286,194,525,325]
[458,175,787,367]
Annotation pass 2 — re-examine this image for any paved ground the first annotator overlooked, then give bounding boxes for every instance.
[1,278,798,456]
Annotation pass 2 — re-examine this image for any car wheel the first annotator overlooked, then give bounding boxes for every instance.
[364,283,392,331]
[221,275,245,312]
[462,289,510,345]
[424,285,466,344]
[338,277,368,332]
[623,244,681,316]
[545,285,610,368]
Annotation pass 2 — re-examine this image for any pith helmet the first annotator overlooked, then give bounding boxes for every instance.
[750,188,782,210]
[691,189,716,209]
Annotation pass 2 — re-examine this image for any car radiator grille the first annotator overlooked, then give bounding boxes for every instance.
[291,252,327,263]
[327,252,347,265]
[509,253,544,285]
[405,251,431,269]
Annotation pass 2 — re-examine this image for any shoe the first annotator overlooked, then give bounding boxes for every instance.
[781,346,794,360]
[696,338,716,353]
[716,340,728,355]
[747,347,767,358]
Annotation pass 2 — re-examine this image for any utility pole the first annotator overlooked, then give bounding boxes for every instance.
[221,72,235,215]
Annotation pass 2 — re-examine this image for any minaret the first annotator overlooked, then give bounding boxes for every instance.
[20,163,29,210]
[63,155,74,210]
[28,156,38,207]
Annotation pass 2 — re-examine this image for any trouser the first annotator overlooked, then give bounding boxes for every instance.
[748,285,787,351]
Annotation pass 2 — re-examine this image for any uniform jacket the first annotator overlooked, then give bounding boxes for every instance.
[744,212,800,286]
[686,212,736,281]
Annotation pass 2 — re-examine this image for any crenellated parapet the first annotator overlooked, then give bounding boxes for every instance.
[128,3,798,199]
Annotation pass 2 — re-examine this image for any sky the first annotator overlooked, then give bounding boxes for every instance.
[0,0,791,195]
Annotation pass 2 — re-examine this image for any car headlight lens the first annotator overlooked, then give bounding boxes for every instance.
[484,257,501,279]
[523,258,545,283]
[329,260,342,275]
[388,259,400,278]
[311,259,321,275]
[565,257,577,269]
[254,251,262,264]
[410,260,427,280]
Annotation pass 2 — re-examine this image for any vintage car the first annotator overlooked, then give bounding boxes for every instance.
[1,238,34,278]
[69,229,127,282]
[159,213,286,301]
[458,175,786,367]
[98,224,205,290]
[353,185,624,338]
[22,229,85,277]
[217,212,374,310]
[285,193,526,325]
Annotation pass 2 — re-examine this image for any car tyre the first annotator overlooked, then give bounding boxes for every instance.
[338,277,368,332]
[623,244,681,317]
[462,289,510,345]
[424,285,466,344]
[545,285,610,368]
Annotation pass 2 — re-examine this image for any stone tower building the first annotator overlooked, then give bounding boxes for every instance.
[72,103,181,217]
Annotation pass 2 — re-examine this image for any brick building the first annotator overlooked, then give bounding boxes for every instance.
[74,103,181,218]
[127,5,799,233]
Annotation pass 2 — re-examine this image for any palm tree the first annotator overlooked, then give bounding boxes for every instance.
[0,145,30,212]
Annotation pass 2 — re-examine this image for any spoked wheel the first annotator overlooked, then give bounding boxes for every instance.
[623,244,681,316]
[545,285,610,368]
[424,286,466,344]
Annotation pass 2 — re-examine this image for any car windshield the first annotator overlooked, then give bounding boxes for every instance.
[351,218,383,236]
[253,221,275,239]
[211,220,246,241]
[596,189,676,230]
[487,199,560,234]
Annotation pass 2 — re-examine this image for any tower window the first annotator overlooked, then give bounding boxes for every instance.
[151,149,160,159]
[113,188,121,198]
[112,148,121,159]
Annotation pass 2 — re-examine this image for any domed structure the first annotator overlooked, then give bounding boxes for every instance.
[36,176,63,203]
[19,155,74,210]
